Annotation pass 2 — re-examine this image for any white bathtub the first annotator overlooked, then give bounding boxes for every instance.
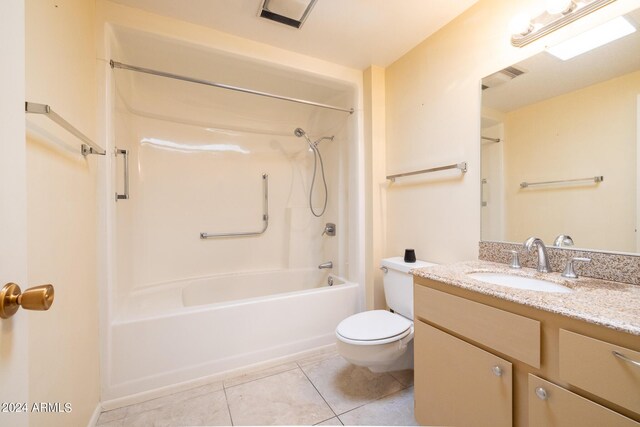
[108,269,359,399]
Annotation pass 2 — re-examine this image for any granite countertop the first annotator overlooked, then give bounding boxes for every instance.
[411,260,640,336]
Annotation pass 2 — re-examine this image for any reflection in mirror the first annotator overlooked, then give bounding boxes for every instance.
[481,7,640,254]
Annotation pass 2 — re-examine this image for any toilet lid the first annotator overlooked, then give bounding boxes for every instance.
[336,310,412,342]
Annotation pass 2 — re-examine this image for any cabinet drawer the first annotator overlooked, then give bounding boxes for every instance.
[559,329,640,415]
[529,374,639,427]
[415,320,512,427]
[415,284,540,367]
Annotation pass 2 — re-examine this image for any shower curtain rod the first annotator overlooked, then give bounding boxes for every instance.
[110,60,354,114]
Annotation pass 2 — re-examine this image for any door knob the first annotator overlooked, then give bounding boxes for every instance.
[0,283,54,319]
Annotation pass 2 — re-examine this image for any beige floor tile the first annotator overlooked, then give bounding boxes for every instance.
[296,347,339,368]
[226,368,334,425]
[156,390,231,427]
[125,380,223,415]
[97,406,128,424]
[389,369,414,387]
[338,388,418,426]
[122,408,163,427]
[223,362,298,388]
[315,416,344,426]
[96,420,124,427]
[301,355,404,415]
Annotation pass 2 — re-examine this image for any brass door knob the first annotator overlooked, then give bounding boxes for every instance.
[0,283,54,319]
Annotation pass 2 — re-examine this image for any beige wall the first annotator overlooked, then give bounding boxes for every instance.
[384,0,639,264]
[364,66,387,310]
[503,70,640,252]
[25,0,101,426]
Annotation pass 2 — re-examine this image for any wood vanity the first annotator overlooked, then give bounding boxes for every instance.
[412,262,640,427]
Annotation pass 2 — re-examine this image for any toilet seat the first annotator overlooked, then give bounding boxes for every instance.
[336,310,413,346]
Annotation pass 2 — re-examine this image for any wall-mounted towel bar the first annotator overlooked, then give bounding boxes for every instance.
[110,60,354,115]
[387,162,467,182]
[200,174,269,239]
[481,136,501,143]
[25,102,106,156]
[520,176,603,188]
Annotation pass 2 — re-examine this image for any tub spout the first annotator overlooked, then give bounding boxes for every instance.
[318,261,333,269]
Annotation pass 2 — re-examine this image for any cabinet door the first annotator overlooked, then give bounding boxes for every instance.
[529,374,640,427]
[415,320,512,427]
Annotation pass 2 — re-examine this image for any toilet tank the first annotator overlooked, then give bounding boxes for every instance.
[381,257,437,319]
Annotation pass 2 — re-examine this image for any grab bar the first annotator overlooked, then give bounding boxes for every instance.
[25,102,106,156]
[115,148,129,201]
[200,173,269,239]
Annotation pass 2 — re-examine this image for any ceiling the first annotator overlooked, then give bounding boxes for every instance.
[109,0,478,70]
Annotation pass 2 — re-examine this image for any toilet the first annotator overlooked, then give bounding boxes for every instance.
[335,257,437,372]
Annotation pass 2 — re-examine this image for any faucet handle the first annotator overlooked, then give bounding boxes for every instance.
[562,257,591,279]
[554,234,574,247]
[322,223,336,237]
[502,250,521,269]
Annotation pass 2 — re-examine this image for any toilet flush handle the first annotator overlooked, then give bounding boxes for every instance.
[380,266,388,273]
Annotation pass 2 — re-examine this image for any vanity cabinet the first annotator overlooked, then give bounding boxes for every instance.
[414,276,640,427]
[414,320,513,426]
[528,374,639,427]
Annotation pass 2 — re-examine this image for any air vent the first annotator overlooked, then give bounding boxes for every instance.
[482,66,526,90]
[259,0,318,29]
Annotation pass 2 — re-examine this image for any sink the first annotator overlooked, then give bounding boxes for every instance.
[467,272,573,293]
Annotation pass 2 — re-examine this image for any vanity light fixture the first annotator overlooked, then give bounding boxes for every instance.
[259,0,318,29]
[510,0,617,47]
[547,16,636,60]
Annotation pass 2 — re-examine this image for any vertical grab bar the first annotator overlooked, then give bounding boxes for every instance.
[115,148,129,201]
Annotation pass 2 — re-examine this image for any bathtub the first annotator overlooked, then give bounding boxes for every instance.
[107,269,359,399]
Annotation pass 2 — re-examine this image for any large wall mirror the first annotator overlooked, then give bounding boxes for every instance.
[481,7,640,254]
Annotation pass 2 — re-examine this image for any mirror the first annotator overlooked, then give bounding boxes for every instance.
[481,7,640,254]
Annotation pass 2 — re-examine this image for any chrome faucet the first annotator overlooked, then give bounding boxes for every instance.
[318,261,333,269]
[524,237,552,273]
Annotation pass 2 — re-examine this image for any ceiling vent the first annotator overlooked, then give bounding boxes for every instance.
[482,66,526,90]
[259,0,318,29]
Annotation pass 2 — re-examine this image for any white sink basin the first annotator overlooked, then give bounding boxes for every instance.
[467,272,573,293]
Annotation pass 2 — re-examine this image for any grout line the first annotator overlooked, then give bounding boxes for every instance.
[222,384,235,426]
[335,382,412,418]
[298,364,339,421]
[223,364,299,390]
[314,414,344,426]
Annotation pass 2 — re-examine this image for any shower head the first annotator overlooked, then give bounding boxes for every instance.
[294,127,314,150]
[294,127,334,150]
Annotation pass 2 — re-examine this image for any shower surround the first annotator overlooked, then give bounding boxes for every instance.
[99,23,362,402]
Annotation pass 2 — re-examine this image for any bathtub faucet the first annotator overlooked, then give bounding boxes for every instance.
[318,261,333,269]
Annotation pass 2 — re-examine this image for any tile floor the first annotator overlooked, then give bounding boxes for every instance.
[97,348,417,426]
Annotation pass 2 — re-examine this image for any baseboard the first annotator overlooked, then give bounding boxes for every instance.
[87,402,102,427]
[100,342,336,411]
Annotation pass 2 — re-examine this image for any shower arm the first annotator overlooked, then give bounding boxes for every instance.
[200,174,269,239]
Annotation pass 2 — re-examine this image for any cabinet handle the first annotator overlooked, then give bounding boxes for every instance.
[613,351,640,368]
[535,387,548,400]
[491,365,503,377]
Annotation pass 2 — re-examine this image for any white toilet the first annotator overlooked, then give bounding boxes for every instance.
[335,257,437,372]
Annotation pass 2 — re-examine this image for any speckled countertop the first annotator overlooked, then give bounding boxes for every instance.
[411,260,640,336]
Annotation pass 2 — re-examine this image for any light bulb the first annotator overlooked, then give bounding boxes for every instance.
[509,14,533,36]
[546,0,575,15]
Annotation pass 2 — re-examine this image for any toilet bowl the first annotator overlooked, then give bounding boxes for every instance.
[335,257,436,372]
